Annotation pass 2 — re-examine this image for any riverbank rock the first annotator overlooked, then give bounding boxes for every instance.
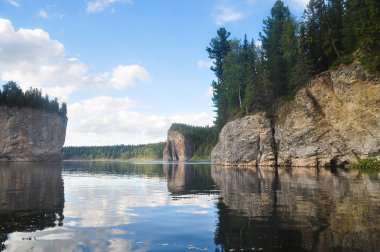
[211,62,380,167]
[211,112,276,166]
[0,106,67,161]
[276,62,380,166]
[163,130,194,161]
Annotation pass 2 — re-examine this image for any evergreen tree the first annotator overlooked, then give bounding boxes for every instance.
[206,28,231,130]
[205,0,380,132]
[60,102,67,116]
[301,0,329,73]
[206,28,231,82]
[242,40,258,113]
[223,39,245,118]
[344,0,380,72]
[2,81,24,107]
[325,0,344,59]
[1,81,67,116]
[260,0,297,99]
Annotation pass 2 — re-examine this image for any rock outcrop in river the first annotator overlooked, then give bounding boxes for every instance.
[212,62,380,167]
[163,130,194,161]
[211,113,276,166]
[0,107,67,161]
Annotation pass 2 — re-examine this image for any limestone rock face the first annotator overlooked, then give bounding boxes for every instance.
[211,112,276,166]
[211,62,380,167]
[163,130,194,161]
[0,107,67,161]
[275,62,380,166]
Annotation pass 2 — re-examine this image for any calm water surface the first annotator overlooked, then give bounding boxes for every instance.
[0,161,379,251]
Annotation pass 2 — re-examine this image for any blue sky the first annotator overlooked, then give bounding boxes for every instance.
[0,0,307,146]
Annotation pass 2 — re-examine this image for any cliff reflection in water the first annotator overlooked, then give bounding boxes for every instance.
[212,165,380,251]
[0,162,64,251]
[163,162,217,195]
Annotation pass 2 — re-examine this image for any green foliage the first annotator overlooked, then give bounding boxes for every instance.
[62,142,166,160]
[343,0,380,72]
[206,0,380,130]
[349,158,380,172]
[169,123,218,159]
[206,27,231,82]
[0,81,67,117]
[207,28,232,131]
[261,0,297,98]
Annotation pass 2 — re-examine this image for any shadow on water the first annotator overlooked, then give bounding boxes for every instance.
[212,165,380,252]
[0,162,64,251]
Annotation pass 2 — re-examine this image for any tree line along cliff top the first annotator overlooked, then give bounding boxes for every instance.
[0,81,67,117]
[206,0,380,131]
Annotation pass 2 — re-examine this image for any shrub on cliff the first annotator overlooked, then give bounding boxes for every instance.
[349,158,380,173]
[0,81,67,117]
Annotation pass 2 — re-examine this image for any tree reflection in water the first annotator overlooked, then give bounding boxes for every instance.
[212,165,380,252]
[0,162,379,251]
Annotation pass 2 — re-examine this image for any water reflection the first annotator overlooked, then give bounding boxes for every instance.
[63,161,166,177]
[1,162,218,251]
[163,162,217,194]
[0,162,64,251]
[1,162,379,251]
[212,165,380,251]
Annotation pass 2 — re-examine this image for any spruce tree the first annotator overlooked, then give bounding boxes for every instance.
[206,28,231,130]
[260,0,297,99]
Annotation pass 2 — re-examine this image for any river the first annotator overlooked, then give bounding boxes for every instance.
[0,161,379,251]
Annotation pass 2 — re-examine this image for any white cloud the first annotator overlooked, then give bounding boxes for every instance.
[0,18,213,147]
[86,0,133,13]
[110,65,151,89]
[38,9,49,19]
[213,6,244,25]
[37,6,64,20]
[6,0,20,7]
[197,60,212,70]
[0,18,150,101]
[66,96,214,146]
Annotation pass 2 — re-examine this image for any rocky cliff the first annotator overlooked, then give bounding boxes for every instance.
[212,62,380,167]
[163,130,194,161]
[0,106,67,161]
[211,113,276,166]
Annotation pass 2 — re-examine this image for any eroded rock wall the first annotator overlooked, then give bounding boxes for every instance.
[0,106,67,161]
[211,62,380,167]
[163,130,194,161]
[211,112,276,166]
[275,62,380,166]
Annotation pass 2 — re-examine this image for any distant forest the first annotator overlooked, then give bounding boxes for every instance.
[62,124,218,161]
[62,142,166,160]
[207,0,380,131]
[0,81,67,116]
[169,123,218,159]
